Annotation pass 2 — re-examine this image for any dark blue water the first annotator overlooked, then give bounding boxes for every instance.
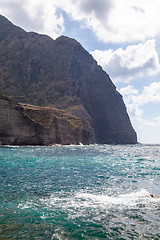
[0,144,160,239]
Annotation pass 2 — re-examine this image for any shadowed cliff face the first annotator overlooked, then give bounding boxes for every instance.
[70,44,137,144]
[0,94,92,145]
[0,15,137,144]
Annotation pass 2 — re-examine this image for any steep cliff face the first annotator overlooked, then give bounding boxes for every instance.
[69,43,137,144]
[0,94,91,145]
[0,15,137,144]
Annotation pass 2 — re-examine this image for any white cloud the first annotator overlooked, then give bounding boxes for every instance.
[0,0,65,39]
[133,118,160,144]
[91,40,160,83]
[119,82,160,143]
[135,82,160,106]
[54,0,113,27]
[54,0,160,43]
[155,116,160,123]
[1,0,160,44]
[119,85,139,96]
[131,115,160,144]
[120,82,160,117]
[2,0,160,44]
[119,86,142,117]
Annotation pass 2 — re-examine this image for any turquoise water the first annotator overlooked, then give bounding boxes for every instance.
[0,144,160,239]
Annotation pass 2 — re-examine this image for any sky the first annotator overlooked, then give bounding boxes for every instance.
[1,0,160,144]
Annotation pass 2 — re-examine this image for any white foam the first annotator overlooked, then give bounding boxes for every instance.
[51,228,73,240]
[19,188,160,224]
[39,189,160,214]
[18,202,32,209]
[76,189,160,207]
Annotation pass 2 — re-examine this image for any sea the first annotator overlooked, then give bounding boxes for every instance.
[0,144,160,240]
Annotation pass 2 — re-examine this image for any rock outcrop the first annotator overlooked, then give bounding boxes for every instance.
[0,15,137,144]
[0,94,91,145]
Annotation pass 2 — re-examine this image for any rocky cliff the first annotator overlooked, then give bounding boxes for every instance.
[0,15,137,144]
[0,94,91,145]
